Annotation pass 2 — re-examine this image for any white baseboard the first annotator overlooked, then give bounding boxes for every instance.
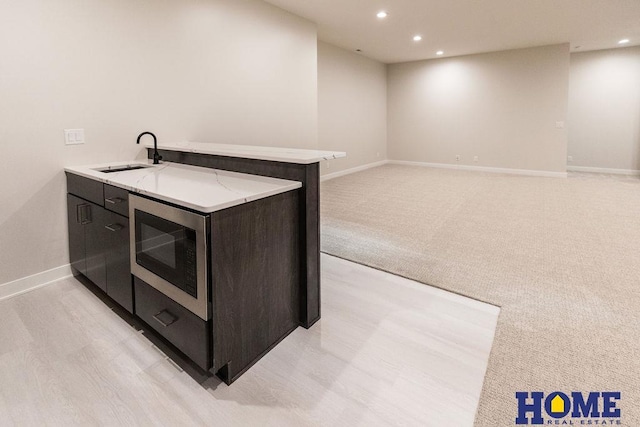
[321,160,389,182]
[0,264,73,301]
[388,160,568,178]
[567,165,640,176]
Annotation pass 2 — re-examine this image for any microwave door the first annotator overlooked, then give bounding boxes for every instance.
[135,210,187,290]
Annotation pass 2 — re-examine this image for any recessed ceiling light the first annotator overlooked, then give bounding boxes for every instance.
[436,51,444,55]
[618,39,630,44]
[376,11,388,19]
[413,35,422,42]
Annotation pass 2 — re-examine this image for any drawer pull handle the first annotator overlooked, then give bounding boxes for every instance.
[153,310,177,327]
[105,197,125,205]
[104,223,124,232]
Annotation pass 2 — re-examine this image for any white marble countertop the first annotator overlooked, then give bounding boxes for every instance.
[65,160,302,213]
[143,141,346,164]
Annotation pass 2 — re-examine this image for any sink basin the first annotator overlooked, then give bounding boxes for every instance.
[94,164,153,174]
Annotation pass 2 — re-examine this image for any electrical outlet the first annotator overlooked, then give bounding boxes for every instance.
[568,155,573,162]
[65,129,85,145]
[556,121,565,129]
[473,156,479,162]
[455,155,461,162]
[376,152,380,158]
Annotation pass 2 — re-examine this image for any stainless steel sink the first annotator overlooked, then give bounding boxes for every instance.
[93,164,153,174]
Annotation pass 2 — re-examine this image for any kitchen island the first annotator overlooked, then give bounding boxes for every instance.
[66,141,345,384]
[65,160,308,383]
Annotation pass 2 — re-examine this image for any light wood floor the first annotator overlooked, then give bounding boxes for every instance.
[0,254,499,426]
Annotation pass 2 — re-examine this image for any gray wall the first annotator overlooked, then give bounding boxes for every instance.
[568,46,640,171]
[0,0,318,285]
[387,44,571,173]
[317,42,387,175]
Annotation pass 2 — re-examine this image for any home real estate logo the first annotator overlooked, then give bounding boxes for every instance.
[515,391,622,425]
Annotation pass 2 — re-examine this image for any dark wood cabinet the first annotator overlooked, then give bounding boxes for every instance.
[104,210,133,313]
[66,174,133,313]
[212,190,300,383]
[67,194,107,291]
[67,194,89,275]
[84,203,108,292]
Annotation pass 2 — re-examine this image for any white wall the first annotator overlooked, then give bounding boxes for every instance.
[318,42,387,175]
[568,46,640,172]
[387,44,570,173]
[0,0,317,285]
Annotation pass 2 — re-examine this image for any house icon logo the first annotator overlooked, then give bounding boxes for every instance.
[550,394,565,414]
[515,391,622,425]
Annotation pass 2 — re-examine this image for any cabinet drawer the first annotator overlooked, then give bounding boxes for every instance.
[104,184,129,217]
[66,172,104,206]
[134,277,210,370]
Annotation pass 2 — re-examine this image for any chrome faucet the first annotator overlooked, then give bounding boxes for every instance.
[136,131,162,164]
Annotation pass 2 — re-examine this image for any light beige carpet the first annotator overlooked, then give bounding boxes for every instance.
[320,164,640,426]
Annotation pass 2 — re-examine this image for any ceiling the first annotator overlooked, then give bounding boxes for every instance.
[263,0,640,63]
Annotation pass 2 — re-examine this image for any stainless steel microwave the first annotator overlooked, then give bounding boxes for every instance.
[129,194,210,320]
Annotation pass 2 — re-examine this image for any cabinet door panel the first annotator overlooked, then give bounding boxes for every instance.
[85,204,108,292]
[104,211,133,313]
[67,195,87,275]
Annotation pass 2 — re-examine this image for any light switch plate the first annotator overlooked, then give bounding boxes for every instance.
[65,129,85,145]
